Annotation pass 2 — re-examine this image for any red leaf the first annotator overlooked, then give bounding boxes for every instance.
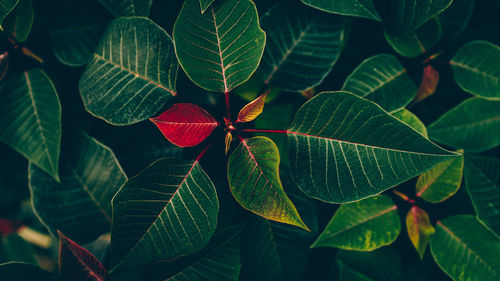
[415,65,439,103]
[0,218,20,235]
[58,231,109,281]
[150,103,219,147]
[236,91,268,123]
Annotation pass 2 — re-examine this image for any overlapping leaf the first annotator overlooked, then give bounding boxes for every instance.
[97,0,152,17]
[312,195,400,251]
[0,68,61,181]
[111,158,219,272]
[0,0,18,24]
[199,0,215,13]
[430,215,500,281]
[173,0,265,93]
[392,109,428,137]
[260,1,344,92]
[438,0,474,38]
[227,137,308,230]
[342,54,416,112]
[1,234,38,265]
[0,262,55,281]
[80,17,179,125]
[300,0,380,21]
[2,0,33,42]
[150,103,219,147]
[236,92,267,123]
[29,130,127,243]
[287,91,456,203]
[428,97,500,151]
[464,155,500,236]
[450,41,500,99]
[406,206,434,259]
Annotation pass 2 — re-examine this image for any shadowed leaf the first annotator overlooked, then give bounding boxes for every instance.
[415,65,439,103]
[98,0,152,17]
[3,0,33,42]
[406,206,434,259]
[300,0,380,21]
[0,0,18,25]
[0,262,55,281]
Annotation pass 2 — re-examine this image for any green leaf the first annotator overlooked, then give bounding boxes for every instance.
[2,0,33,42]
[406,206,435,259]
[173,0,265,93]
[80,17,178,125]
[384,17,442,58]
[312,195,400,251]
[110,158,219,272]
[199,0,214,13]
[227,137,308,230]
[0,262,55,281]
[98,0,152,17]
[0,69,61,181]
[377,0,452,35]
[337,261,375,281]
[392,109,428,137]
[430,215,500,281]
[450,41,500,99]
[438,0,474,38]
[0,0,18,25]
[415,150,464,203]
[300,0,380,21]
[336,247,403,281]
[29,130,127,243]
[464,155,500,236]
[342,54,417,112]
[259,1,344,92]
[287,91,456,203]
[428,97,500,152]
[1,234,38,265]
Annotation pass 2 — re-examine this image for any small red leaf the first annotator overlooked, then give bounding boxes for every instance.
[58,231,109,281]
[0,218,20,235]
[236,91,268,123]
[150,103,219,147]
[415,65,439,103]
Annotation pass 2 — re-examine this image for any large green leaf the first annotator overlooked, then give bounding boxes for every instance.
[227,137,308,230]
[199,0,215,13]
[110,158,219,272]
[342,54,416,112]
[173,0,265,93]
[428,97,500,152]
[430,215,500,281]
[97,0,152,17]
[29,130,127,243]
[0,262,55,281]
[300,0,380,21]
[259,1,344,92]
[287,91,456,203]
[79,17,178,125]
[0,0,18,25]
[312,195,400,251]
[384,17,442,58]
[392,109,428,137]
[464,155,500,236]
[0,69,61,181]
[2,0,33,42]
[415,151,464,203]
[450,41,500,99]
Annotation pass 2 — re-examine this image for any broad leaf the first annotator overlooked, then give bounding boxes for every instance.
[312,195,400,251]
[80,17,179,125]
[415,65,439,103]
[428,97,500,152]
[0,68,61,181]
[260,1,344,92]
[227,137,308,230]
[0,0,18,25]
[29,130,127,243]
[300,0,380,21]
[336,248,403,281]
[2,0,33,42]
[287,91,456,203]
[406,206,434,259]
[430,215,500,281]
[236,92,267,123]
[0,262,55,281]
[111,158,219,272]
[342,54,416,112]
[98,0,152,17]
[415,151,463,203]
[58,231,109,281]
[384,17,442,58]
[464,155,500,236]
[199,0,214,13]
[438,0,474,38]
[150,103,219,147]
[173,0,265,93]
[392,109,428,137]
[450,40,500,99]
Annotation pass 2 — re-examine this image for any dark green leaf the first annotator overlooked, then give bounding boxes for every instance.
[392,109,428,137]
[98,0,152,17]
[336,247,403,281]
[2,0,33,42]
[438,0,474,38]
[199,0,214,13]
[0,0,18,25]
[0,262,55,281]
[0,234,38,265]
[337,261,375,281]
[300,0,380,21]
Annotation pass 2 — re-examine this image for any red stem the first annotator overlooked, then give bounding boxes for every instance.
[240,128,288,134]
[195,141,214,162]
[224,91,231,120]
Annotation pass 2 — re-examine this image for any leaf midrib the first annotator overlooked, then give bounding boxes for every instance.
[63,238,107,281]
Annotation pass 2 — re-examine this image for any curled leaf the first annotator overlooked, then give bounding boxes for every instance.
[236,91,268,123]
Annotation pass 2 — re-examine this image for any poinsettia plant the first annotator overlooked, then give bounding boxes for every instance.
[0,0,499,280]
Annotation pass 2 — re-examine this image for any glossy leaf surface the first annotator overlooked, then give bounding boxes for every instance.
[287,91,456,203]
[173,0,265,93]
[0,262,55,281]
[406,206,434,259]
[227,137,308,230]
[80,17,178,125]
[300,0,380,21]
[464,155,500,236]
[3,0,33,42]
[312,195,400,251]
[29,130,127,243]
[0,69,61,181]
[97,0,152,17]
[111,158,219,272]
[430,215,500,281]
[342,54,416,112]
[450,41,500,99]
[150,103,218,147]
[392,109,428,137]
[260,1,344,92]
[236,92,267,123]
[428,97,500,152]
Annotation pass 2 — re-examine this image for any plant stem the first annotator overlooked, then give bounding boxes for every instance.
[393,190,416,204]
[196,141,214,161]
[224,91,231,120]
[240,128,288,134]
